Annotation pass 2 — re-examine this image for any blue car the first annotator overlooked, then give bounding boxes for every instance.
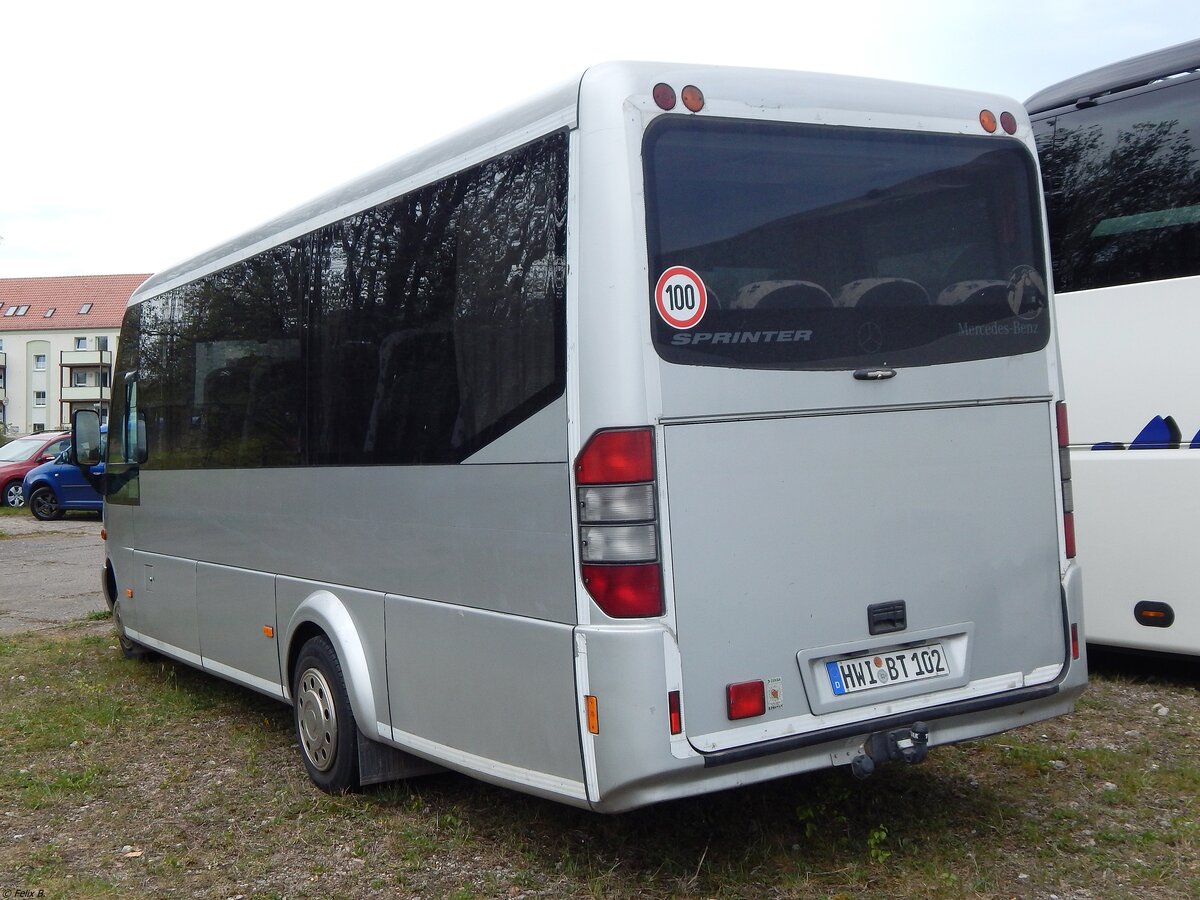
[22,440,105,521]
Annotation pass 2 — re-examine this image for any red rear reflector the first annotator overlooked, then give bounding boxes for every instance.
[1056,402,1070,448]
[1064,511,1076,559]
[575,428,654,484]
[726,680,766,720]
[581,563,663,617]
[668,690,682,734]
[1071,623,1080,660]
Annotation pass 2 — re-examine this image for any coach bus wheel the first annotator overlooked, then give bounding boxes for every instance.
[293,635,361,794]
[112,602,151,660]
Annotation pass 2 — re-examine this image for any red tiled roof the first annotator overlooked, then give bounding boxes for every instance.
[0,274,148,332]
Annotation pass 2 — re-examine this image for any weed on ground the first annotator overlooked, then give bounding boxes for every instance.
[1,629,1196,898]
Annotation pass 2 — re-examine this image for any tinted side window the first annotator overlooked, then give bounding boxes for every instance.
[128,131,567,471]
[1035,76,1200,292]
[309,132,567,465]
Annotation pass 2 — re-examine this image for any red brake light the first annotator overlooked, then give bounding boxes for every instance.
[581,563,662,617]
[575,428,654,484]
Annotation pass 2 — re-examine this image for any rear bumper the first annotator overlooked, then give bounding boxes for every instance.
[581,561,1086,811]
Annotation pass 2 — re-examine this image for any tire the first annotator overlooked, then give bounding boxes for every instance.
[112,601,151,660]
[2,480,24,508]
[29,485,64,521]
[292,635,361,793]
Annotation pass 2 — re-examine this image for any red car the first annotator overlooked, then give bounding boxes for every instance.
[0,431,72,508]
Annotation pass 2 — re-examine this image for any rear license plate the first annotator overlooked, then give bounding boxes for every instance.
[825,642,950,696]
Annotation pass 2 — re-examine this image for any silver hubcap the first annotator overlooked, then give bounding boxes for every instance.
[297,666,338,772]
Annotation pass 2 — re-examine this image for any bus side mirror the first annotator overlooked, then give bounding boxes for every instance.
[72,409,103,467]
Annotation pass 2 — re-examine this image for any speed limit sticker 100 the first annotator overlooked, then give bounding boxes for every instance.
[655,266,708,329]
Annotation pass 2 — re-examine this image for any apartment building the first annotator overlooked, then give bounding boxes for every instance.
[0,274,147,434]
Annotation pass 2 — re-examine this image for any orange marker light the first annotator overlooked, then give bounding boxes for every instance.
[262,625,275,639]
[125,588,133,599]
[681,84,705,113]
[100,527,107,541]
[585,695,599,734]
[979,109,998,133]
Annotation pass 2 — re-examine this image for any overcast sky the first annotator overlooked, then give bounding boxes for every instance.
[0,0,1193,278]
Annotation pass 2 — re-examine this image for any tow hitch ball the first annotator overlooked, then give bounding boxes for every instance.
[850,722,929,779]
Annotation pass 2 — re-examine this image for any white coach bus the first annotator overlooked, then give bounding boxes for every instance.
[74,62,1085,811]
[1028,39,1200,656]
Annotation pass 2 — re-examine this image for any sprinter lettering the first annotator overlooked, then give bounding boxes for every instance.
[671,329,813,346]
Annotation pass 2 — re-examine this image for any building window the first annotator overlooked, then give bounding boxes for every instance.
[2,307,15,317]
[15,305,28,316]
[73,370,88,387]
[34,354,46,371]
[34,391,46,407]
[97,336,109,351]
[44,308,56,318]
[79,303,93,314]
[75,337,88,350]
[0,338,4,350]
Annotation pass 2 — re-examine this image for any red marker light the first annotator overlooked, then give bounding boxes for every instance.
[1000,111,1018,134]
[653,83,677,111]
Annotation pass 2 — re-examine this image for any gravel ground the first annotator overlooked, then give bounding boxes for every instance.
[0,514,107,634]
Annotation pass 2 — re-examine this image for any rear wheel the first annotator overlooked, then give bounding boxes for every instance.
[112,601,151,660]
[292,635,361,793]
[29,485,63,521]
[2,480,23,508]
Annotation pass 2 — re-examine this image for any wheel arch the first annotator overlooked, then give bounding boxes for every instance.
[283,590,379,732]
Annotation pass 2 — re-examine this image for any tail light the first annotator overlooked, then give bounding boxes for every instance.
[1057,402,1076,559]
[575,428,662,617]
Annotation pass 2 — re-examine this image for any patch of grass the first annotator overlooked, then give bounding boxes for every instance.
[0,628,1198,898]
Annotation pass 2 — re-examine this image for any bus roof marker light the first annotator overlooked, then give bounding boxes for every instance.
[979,109,998,133]
[653,82,677,110]
[1000,111,1018,134]
[681,85,705,113]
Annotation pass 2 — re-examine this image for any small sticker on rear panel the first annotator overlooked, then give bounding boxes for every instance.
[655,265,708,329]
[766,676,783,710]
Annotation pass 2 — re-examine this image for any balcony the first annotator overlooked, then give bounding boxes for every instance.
[61,385,111,402]
[60,350,112,368]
